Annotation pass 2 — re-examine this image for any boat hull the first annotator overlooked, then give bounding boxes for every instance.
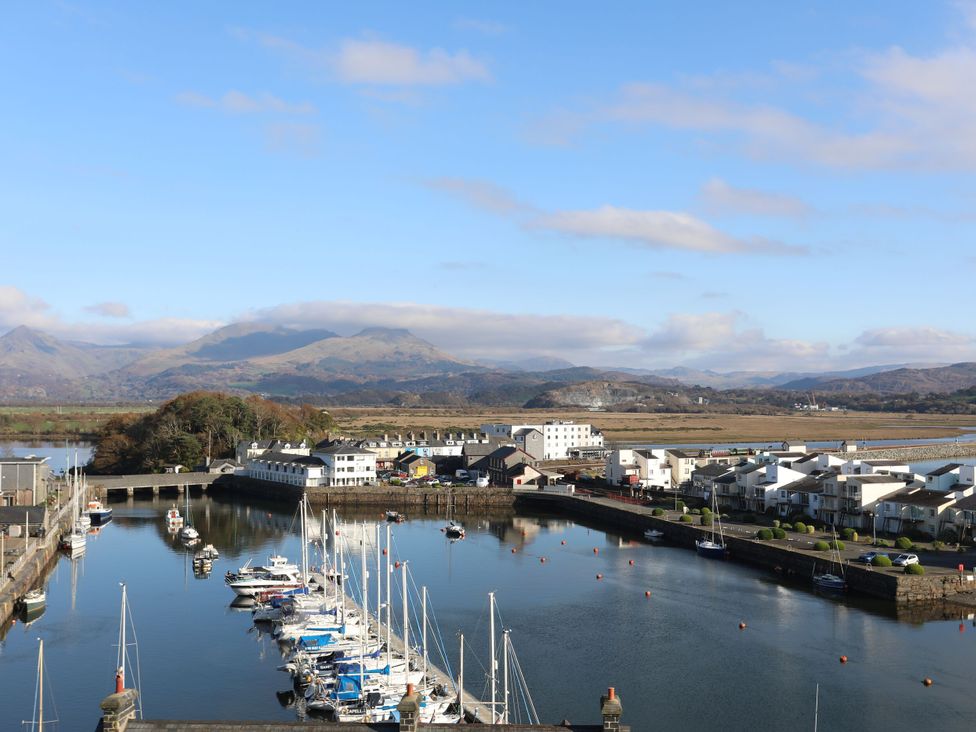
[696,540,727,559]
[813,574,847,592]
[89,509,112,526]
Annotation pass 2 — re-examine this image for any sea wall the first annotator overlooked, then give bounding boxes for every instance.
[214,476,516,510]
[841,442,976,463]
[527,494,975,603]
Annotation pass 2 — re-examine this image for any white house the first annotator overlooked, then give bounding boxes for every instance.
[480,420,604,461]
[312,444,377,487]
[820,473,907,530]
[606,449,671,490]
[746,462,806,514]
[246,453,326,488]
[923,463,964,491]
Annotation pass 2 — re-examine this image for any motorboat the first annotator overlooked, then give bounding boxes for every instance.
[197,544,219,560]
[165,506,184,527]
[180,525,200,541]
[813,572,847,592]
[22,588,46,611]
[86,499,112,525]
[385,510,404,523]
[445,522,465,538]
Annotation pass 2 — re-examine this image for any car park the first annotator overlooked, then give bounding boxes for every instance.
[892,553,919,566]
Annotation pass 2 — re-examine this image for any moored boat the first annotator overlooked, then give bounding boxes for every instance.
[22,588,46,611]
[86,499,112,525]
[644,529,664,540]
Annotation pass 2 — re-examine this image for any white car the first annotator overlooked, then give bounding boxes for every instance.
[892,553,919,566]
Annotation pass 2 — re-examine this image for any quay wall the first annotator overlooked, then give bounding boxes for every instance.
[527,494,974,603]
[840,442,976,463]
[214,476,516,510]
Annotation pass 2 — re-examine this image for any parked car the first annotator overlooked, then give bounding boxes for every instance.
[856,551,890,564]
[892,553,919,567]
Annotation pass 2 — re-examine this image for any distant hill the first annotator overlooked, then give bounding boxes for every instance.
[782,362,976,395]
[649,363,942,389]
[524,380,692,409]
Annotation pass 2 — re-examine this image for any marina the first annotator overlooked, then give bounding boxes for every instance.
[2,492,976,729]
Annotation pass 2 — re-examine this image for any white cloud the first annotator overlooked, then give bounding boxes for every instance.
[176,90,316,115]
[84,302,130,318]
[699,177,812,218]
[531,206,806,255]
[335,38,491,86]
[0,286,54,330]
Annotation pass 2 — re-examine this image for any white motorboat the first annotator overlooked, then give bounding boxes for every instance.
[22,588,46,611]
[86,499,113,525]
[198,543,219,560]
[165,506,184,527]
[445,522,465,538]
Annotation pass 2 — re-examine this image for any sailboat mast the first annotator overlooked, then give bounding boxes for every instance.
[300,495,308,584]
[401,560,409,675]
[375,523,381,632]
[117,583,127,691]
[489,591,496,724]
[360,521,367,698]
[502,630,509,724]
[458,632,464,723]
[338,529,346,625]
[38,638,44,728]
[422,585,428,686]
[385,523,392,672]
[332,509,339,614]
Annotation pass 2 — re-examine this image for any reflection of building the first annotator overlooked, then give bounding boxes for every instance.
[0,456,50,506]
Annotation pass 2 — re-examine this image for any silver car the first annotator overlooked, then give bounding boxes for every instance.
[892,553,919,566]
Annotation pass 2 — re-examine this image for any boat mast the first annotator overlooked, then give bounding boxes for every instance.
[502,629,510,724]
[360,523,367,699]
[422,585,428,686]
[385,523,392,672]
[338,528,346,625]
[332,509,339,614]
[489,591,496,724]
[38,638,44,728]
[401,560,409,676]
[375,522,381,634]
[458,632,464,723]
[117,583,127,692]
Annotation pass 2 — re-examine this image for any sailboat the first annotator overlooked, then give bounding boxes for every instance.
[695,491,727,559]
[444,496,465,539]
[23,638,56,730]
[813,530,847,592]
[60,463,87,554]
[180,491,199,543]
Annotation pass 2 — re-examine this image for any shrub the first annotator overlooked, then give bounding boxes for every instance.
[700,514,713,526]
[872,555,893,567]
[814,540,830,551]
[772,528,787,540]
[652,508,665,516]
[840,528,858,542]
[772,520,781,528]
[780,523,793,531]
[933,541,945,552]
[828,540,846,551]
[678,514,693,523]
[793,521,807,533]
[690,508,701,515]
[675,500,685,511]
[905,564,925,575]
[806,526,815,535]
[702,507,712,515]
[896,537,914,551]
[874,539,893,548]
[756,529,773,540]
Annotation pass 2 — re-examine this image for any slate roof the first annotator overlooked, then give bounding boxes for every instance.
[779,476,826,495]
[0,506,46,524]
[694,463,731,478]
[314,444,376,456]
[952,494,976,511]
[0,456,49,464]
[849,474,907,483]
[926,463,963,477]
[888,489,957,508]
[737,463,763,475]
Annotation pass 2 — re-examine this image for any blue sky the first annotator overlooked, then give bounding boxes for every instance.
[2,1,975,372]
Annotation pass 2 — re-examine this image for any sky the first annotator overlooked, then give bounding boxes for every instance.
[2,1,976,373]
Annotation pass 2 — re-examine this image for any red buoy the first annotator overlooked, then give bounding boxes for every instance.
[561,540,566,545]
[923,678,933,686]
[593,547,599,554]
[382,548,387,556]
[839,656,848,664]
[960,623,966,633]
[395,561,401,569]
[628,559,634,566]
[738,622,746,630]
[540,557,546,564]
[511,548,517,553]
[644,591,651,598]
[596,573,603,580]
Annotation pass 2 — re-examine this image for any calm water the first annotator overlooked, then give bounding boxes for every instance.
[3,492,976,731]
[1,440,93,474]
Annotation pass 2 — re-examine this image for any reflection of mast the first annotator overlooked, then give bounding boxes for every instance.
[70,554,79,612]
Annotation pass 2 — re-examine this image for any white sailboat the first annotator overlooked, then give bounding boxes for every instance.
[179,491,199,542]
[61,460,87,553]
[813,530,847,592]
[695,491,726,559]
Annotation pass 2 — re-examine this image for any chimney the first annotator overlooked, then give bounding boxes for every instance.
[397,433,403,441]
[434,431,440,440]
[383,433,389,441]
[397,683,420,732]
[601,687,623,732]
[420,430,427,440]
[99,689,140,732]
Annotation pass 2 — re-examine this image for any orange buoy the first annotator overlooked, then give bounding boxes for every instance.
[738,622,746,630]
[596,573,603,580]
[561,540,566,545]
[839,656,848,664]
[628,559,634,566]
[923,678,933,686]
[644,591,651,598]
[593,547,599,554]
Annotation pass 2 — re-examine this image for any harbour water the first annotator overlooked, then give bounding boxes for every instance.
[2,491,976,730]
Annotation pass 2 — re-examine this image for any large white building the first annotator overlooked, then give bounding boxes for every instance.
[605,448,672,490]
[245,442,377,488]
[481,420,604,460]
[312,444,377,487]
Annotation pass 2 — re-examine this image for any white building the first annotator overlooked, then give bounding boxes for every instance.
[246,453,326,488]
[606,448,671,490]
[480,421,604,461]
[236,439,310,465]
[312,444,377,487]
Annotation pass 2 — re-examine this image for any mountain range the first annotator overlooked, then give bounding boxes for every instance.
[0,323,974,406]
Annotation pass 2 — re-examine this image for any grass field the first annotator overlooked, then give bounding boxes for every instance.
[0,404,153,439]
[329,407,976,445]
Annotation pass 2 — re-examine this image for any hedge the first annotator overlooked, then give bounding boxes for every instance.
[814,540,830,551]
[896,537,914,551]
[905,564,925,575]
[756,529,774,540]
[700,515,713,526]
[678,514,693,523]
[675,501,686,511]
[793,521,807,533]
[871,555,893,567]
[652,508,665,516]
[702,507,712,515]
[772,528,787,540]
